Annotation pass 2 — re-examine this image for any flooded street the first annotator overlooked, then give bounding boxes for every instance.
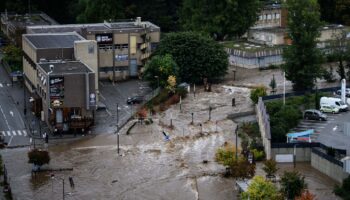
[0,84,341,200]
[2,130,237,200]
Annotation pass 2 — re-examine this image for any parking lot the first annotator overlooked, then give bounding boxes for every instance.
[293,108,350,151]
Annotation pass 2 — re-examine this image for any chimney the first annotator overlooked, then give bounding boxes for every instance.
[135,17,141,26]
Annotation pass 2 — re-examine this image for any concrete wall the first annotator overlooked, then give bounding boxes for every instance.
[36,48,74,62]
[271,147,311,162]
[256,100,272,159]
[311,151,349,183]
[74,40,99,98]
[23,57,37,91]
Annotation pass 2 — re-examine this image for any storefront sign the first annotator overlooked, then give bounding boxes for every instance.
[96,33,113,44]
[49,77,64,106]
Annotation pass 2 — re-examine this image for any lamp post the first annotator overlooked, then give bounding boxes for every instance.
[191,113,194,124]
[235,125,238,160]
[116,103,120,155]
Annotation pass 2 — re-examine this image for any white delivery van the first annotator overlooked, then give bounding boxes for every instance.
[320,97,348,111]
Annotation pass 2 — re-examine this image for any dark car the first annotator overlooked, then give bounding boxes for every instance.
[336,89,350,97]
[127,96,143,104]
[304,109,327,121]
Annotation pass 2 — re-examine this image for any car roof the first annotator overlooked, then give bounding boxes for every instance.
[304,109,320,113]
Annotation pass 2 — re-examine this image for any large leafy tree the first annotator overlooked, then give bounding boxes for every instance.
[76,0,125,23]
[241,176,281,200]
[143,54,179,88]
[155,32,228,84]
[280,171,307,200]
[282,0,323,91]
[180,0,261,40]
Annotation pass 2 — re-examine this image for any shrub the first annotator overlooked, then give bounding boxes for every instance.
[263,159,279,177]
[241,122,260,138]
[250,86,267,104]
[28,149,50,168]
[251,149,265,161]
[334,175,350,200]
[280,171,307,200]
[215,144,237,166]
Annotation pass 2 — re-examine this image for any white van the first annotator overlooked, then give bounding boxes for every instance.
[320,97,348,111]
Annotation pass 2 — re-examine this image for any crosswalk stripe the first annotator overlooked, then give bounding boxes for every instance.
[1,130,29,137]
[0,83,3,87]
[23,130,27,137]
[12,131,16,136]
[6,131,10,136]
[17,130,22,136]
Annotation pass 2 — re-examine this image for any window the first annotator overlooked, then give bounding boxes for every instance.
[130,36,137,54]
[276,13,280,19]
[88,44,95,54]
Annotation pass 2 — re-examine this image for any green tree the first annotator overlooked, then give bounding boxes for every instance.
[335,0,350,26]
[155,32,228,84]
[76,0,124,23]
[250,86,267,104]
[334,175,350,200]
[282,0,323,91]
[280,171,307,200]
[263,159,279,177]
[241,176,282,200]
[270,74,277,94]
[3,45,23,72]
[28,149,50,169]
[143,54,179,88]
[180,0,261,40]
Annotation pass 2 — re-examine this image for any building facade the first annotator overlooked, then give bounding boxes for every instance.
[26,17,160,80]
[36,62,95,132]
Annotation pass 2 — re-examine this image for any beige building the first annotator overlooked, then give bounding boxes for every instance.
[26,17,160,81]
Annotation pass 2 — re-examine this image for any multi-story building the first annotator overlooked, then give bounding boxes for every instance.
[26,17,160,81]
[0,12,58,46]
[22,32,98,132]
[36,61,95,132]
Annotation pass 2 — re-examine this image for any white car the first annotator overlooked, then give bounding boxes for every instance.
[320,105,340,114]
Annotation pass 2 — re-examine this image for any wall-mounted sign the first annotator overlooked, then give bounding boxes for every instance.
[115,54,128,61]
[49,77,64,106]
[95,33,113,44]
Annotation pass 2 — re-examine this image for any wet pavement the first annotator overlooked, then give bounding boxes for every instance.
[1,68,344,199]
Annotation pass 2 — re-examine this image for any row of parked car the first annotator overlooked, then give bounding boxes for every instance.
[304,96,348,121]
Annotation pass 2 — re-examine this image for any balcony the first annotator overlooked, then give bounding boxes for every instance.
[141,52,151,60]
[140,42,149,50]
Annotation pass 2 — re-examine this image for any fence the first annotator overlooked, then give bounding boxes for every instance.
[256,97,271,159]
[262,86,340,101]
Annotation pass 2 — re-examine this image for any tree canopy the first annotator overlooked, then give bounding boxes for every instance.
[155,32,228,84]
[241,176,281,200]
[282,0,323,91]
[143,54,179,88]
[180,0,261,40]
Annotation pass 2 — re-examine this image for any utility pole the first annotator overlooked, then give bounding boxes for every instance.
[117,103,120,155]
[112,44,116,84]
[235,125,238,160]
[191,113,194,124]
[209,106,212,121]
[62,178,65,200]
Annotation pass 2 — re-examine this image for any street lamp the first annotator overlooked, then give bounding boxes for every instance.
[50,174,74,200]
[154,76,159,89]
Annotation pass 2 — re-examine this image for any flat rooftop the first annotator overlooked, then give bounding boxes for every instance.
[1,12,58,27]
[23,33,84,49]
[39,61,93,75]
[26,20,160,35]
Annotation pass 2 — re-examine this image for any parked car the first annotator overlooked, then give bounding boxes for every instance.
[320,105,340,114]
[127,96,143,104]
[335,89,350,97]
[320,97,348,111]
[304,109,327,121]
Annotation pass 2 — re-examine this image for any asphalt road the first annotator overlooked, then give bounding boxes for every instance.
[0,64,30,147]
[293,107,350,152]
[93,79,152,134]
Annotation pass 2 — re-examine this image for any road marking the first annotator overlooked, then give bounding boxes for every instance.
[6,131,10,136]
[0,83,2,87]
[9,111,13,117]
[106,109,112,116]
[12,131,16,136]
[0,104,11,130]
[100,94,106,100]
[23,130,27,136]
[17,130,22,136]
[333,125,338,131]
[8,136,13,146]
